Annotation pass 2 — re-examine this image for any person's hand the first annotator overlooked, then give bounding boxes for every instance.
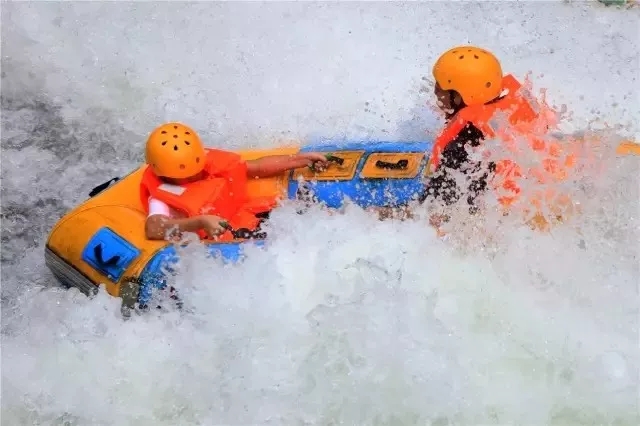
[301,152,331,171]
[197,215,229,238]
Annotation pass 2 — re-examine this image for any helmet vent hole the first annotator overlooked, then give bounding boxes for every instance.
[196,157,200,163]
[173,134,178,138]
[459,55,464,59]
[161,130,167,134]
[184,140,190,145]
[474,55,479,59]
[161,141,167,146]
[448,79,451,83]
[173,125,178,129]
[173,145,178,151]
[486,82,492,88]
[185,131,191,135]
[179,164,186,170]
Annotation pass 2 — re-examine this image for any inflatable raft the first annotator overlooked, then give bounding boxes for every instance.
[44,139,433,313]
[44,136,639,314]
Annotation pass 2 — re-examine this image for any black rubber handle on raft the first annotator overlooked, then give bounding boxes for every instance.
[89,177,120,197]
[218,221,267,240]
[93,244,121,267]
[325,155,344,165]
[374,159,409,170]
[308,154,344,173]
[232,228,268,240]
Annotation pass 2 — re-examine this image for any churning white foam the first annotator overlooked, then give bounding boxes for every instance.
[1,1,638,424]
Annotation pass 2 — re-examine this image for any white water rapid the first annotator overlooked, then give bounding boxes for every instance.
[1,1,638,425]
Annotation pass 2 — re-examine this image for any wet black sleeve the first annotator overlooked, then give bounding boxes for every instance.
[418,122,495,212]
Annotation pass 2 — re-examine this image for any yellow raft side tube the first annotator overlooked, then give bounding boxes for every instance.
[616,141,640,156]
[45,146,300,303]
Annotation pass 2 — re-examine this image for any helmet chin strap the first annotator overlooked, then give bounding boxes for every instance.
[444,91,464,121]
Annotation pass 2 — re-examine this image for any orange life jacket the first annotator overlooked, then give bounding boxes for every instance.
[428,74,576,213]
[140,148,278,241]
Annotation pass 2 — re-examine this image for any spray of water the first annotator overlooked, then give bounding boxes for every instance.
[2,1,639,425]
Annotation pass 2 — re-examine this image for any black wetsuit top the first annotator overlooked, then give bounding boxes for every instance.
[418,122,496,213]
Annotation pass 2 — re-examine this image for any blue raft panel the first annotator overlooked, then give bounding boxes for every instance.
[289,139,432,208]
[138,240,266,306]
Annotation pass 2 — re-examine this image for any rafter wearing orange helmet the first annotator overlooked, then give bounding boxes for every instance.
[416,45,577,230]
[140,122,330,241]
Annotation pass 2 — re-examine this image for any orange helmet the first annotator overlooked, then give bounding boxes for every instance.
[145,122,206,179]
[432,46,503,106]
